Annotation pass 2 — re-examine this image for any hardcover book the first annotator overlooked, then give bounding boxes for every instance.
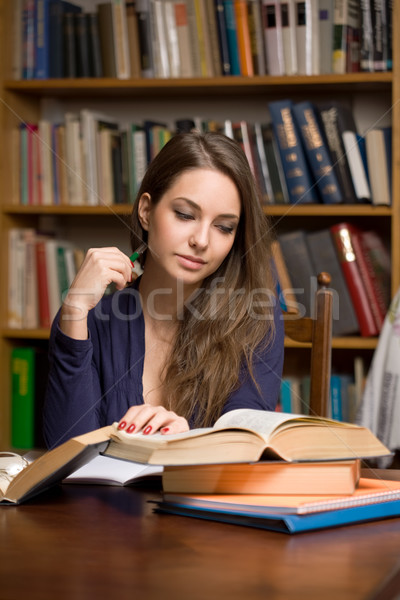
[268,99,318,204]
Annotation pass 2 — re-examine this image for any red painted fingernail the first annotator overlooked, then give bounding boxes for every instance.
[161,427,169,434]
[118,421,127,430]
[143,426,152,435]
[127,424,136,433]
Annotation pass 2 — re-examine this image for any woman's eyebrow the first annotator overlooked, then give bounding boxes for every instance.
[176,197,240,220]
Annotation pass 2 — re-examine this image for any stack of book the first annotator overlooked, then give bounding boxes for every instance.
[1,408,398,535]
[12,0,392,80]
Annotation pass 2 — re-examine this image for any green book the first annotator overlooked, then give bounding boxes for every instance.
[11,348,35,449]
[11,347,48,449]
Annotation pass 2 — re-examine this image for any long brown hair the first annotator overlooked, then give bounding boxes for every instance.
[130,132,277,426]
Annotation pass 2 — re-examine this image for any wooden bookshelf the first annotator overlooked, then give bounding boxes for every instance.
[0,0,399,447]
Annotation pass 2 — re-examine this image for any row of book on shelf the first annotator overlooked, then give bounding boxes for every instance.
[13,0,392,81]
[272,222,391,338]
[7,218,391,336]
[3,402,400,536]
[12,99,392,207]
[279,358,367,423]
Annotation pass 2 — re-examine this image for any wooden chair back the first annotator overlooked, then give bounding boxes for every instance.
[283,272,333,418]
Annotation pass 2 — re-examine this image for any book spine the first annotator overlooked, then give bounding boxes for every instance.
[370,0,387,71]
[74,13,91,77]
[247,0,266,75]
[98,2,117,77]
[214,0,232,74]
[292,101,343,204]
[360,0,374,71]
[261,0,285,75]
[126,1,142,78]
[280,0,297,75]
[234,0,254,75]
[318,0,334,74]
[35,238,52,329]
[268,99,318,204]
[87,12,104,77]
[348,225,386,330]
[317,103,358,204]
[11,347,35,449]
[223,0,241,74]
[294,0,306,74]
[330,222,378,337]
[205,0,223,76]
[35,0,50,78]
[330,374,343,421]
[112,0,132,78]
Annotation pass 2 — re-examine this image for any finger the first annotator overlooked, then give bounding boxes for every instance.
[160,417,190,435]
[118,405,164,434]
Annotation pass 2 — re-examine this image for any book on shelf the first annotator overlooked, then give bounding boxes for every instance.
[257,123,290,204]
[11,347,48,450]
[111,0,132,79]
[318,0,334,73]
[152,0,173,77]
[268,99,318,205]
[223,0,242,75]
[278,377,303,414]
[277,230,315,317]
[48,1,83,78]
[359,229,391,310]
[215,0,232,74]
[341,129,371,203]
[317,101,360,204]
[270,239,299,314]
[135,0,156,77]
[63,454,163,486]
[338,223,388,331]
[0,409,390,504]
[261,0,285,75]
[173,0,196,77]
[305,228,359,336]
[154,477,400,534]
[332,0,361,74]
[365,126,392,206]
[293,0,306,74]
[330,222,379,337]
[162,0,181,78]
[370,0,388,71]
[360,0,373,71]
[161,459,361,495]
[292,100,344,204]
[234,0,254,76]
[74,12,91,77]
[279,0,297,75]
[87,11,104,77]
[126,1,142,77]
[196,0,218,77]
[98,2,118,77]
[330,373,343,421]
[247,0,266,75]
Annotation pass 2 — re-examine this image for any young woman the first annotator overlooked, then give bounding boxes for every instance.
[43,132,284,448]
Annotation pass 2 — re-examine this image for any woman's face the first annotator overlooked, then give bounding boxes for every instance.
[138,168,241,289]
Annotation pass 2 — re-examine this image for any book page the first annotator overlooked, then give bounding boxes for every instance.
[63,454,163,485]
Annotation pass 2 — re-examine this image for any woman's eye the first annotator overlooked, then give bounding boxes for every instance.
[175,210,194,221]
[218,224,235,234]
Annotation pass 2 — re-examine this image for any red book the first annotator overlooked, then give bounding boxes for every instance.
[35,238,51,330]
[347,225,387,330]
[330,223,378,337]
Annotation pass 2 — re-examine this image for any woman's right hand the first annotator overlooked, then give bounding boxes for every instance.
[59,247,133,339]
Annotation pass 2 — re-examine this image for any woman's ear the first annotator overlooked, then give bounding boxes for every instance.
[138,193,152,231]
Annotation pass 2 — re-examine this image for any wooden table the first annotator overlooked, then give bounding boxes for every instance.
[1,483,400,600]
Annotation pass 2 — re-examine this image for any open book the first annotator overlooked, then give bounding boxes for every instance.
[0,409,390,504]
[63,455,163,486]
[104,408,390,465]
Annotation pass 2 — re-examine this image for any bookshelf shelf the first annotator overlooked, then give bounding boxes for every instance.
[3,72,392,98]
[0,0,398,447]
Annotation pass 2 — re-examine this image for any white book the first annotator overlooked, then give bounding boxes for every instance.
[342,130,371,202]
[294,0,306,74]
[262,0,285,75]
[22,229,39,329]
[172,0,194,76]
[111,0,131,78]
[280,0,298,74]
[305,0,319,74]
[80,110,119,206]
[151,0,171,77]
[8,228,29,329]
[164,0,181,77]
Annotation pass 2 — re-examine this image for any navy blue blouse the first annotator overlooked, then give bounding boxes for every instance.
[43,281,285,448]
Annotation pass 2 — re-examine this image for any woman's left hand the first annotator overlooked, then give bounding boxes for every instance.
[117,405,189,436]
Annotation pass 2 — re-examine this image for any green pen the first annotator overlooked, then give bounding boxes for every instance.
[129,244,146,278]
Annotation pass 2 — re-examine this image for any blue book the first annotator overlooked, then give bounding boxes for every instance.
[268,100,319,204]
[222,0,241,75]
[279,379,292,413]
[35,0,50,78]
[214,0,231,75]
[49,0,82,78]
[292,101,343,204]
[156,478,400,534]
[330,374,343,421]
[155,498,400,534]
